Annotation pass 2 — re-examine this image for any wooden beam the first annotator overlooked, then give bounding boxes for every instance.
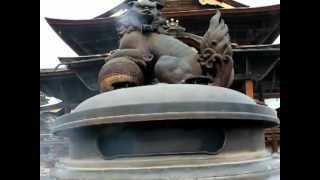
[198,0,234,8]
[245,80,254,98]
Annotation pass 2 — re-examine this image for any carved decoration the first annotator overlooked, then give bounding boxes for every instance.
[198,10,234,87]
[162,18,186,36]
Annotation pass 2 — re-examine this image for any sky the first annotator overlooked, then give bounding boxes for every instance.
[40,0,280,108]
[40,0,124,68]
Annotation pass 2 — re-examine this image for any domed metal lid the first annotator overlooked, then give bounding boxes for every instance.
[53,84,279,132]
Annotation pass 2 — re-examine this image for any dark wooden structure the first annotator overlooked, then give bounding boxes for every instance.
[40,44,280,110]
[46,4,279,55]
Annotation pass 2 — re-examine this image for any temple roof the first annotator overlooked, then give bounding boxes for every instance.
[40,44,279,105]
[95,0,249,19]
[46,4,280,56]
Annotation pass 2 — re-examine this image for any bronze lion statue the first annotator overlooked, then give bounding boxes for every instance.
[98,0,234,92]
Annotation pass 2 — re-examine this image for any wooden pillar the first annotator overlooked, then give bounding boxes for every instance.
[271,133,278,153]
[257,82,265,102]
[245,80,254,98]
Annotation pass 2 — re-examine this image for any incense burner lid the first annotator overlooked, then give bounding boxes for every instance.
[53,84,279,132]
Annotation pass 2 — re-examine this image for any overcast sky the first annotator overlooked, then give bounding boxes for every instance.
[41,0,280,108]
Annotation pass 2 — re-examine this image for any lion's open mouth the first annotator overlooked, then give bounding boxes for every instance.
[136,11,154,24]
[141,9,151,15]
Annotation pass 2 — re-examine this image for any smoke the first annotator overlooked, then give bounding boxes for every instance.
[118,9,154,29]
[116,0,160,32]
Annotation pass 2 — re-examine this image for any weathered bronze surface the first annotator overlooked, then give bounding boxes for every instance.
[53,84,278,132]
[51,84,279,180]
[98,0,234,92]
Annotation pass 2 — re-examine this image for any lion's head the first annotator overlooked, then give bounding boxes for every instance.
[118,0,166,35]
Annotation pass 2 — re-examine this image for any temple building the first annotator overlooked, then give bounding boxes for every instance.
[40,0,280,152]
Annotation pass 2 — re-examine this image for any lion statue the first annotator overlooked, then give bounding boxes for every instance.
[98,0,234,92]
